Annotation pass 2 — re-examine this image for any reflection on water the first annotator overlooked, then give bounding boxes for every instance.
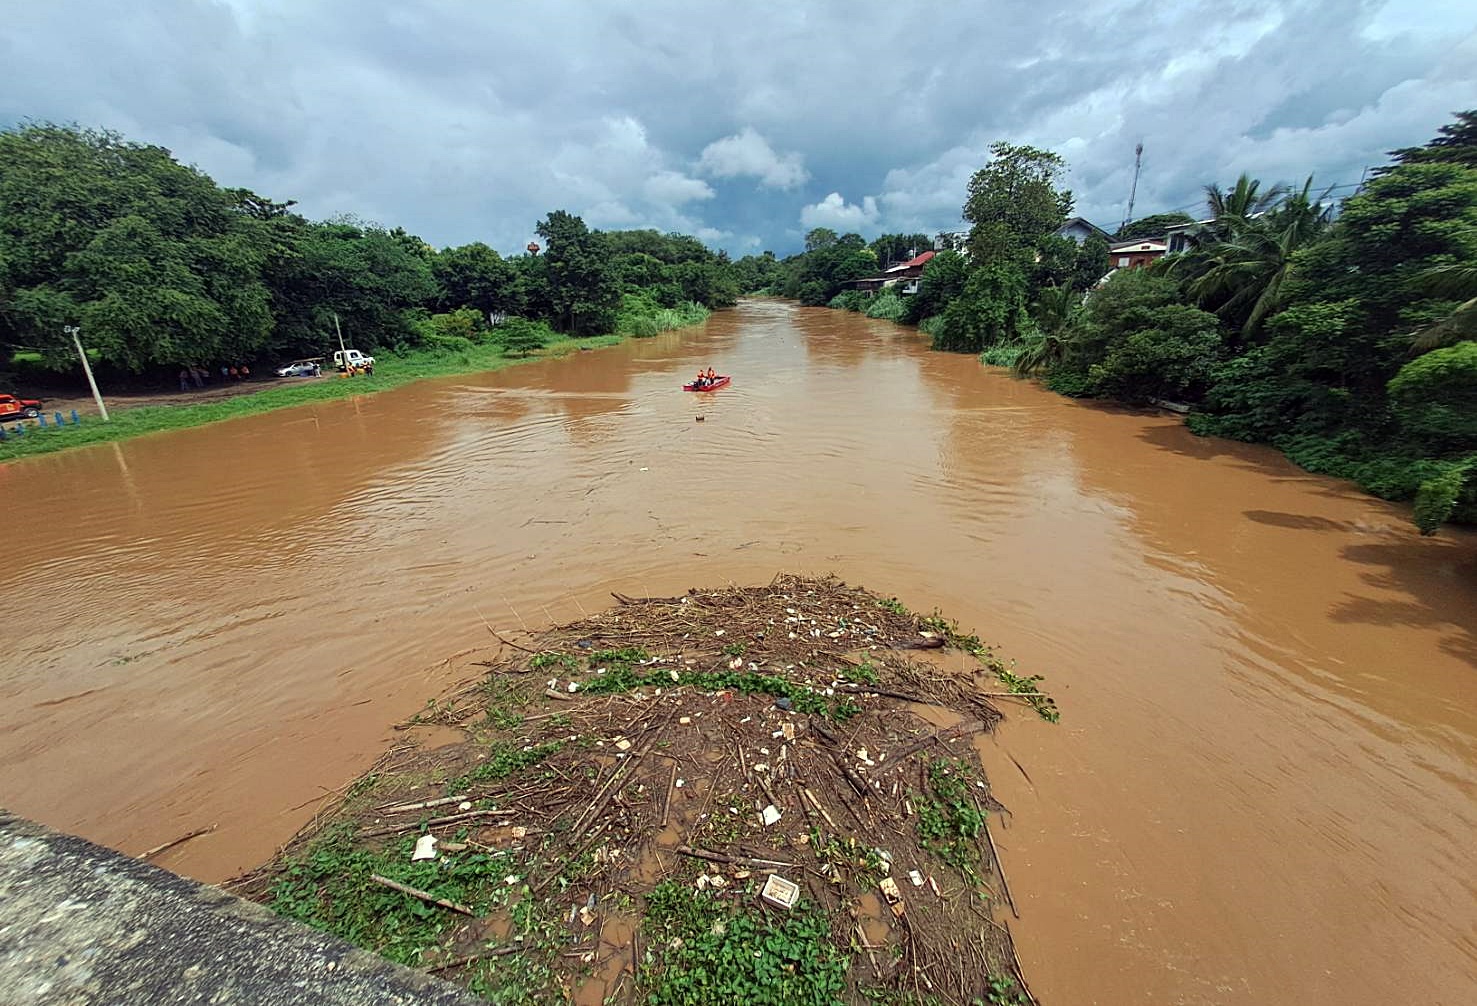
[1,300,1473,1004]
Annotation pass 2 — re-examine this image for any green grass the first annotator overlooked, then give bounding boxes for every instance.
[447,740,564,792]
[0,333,625,463]
[642,880,850,1005]
[913,758,986,885]
[269,828,514,967]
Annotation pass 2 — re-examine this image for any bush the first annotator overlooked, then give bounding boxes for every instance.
[931,262,1029,353]
[1083,304,1223,403]
[864,290,906,321]
[617,292,710,337]
[827,290,868,311]
[1387,342,1477,451]
[431,307,484,344]
[918,315,945,340]
[626,316,660,338]
[980,343,1023,368]
[495,317,554,357]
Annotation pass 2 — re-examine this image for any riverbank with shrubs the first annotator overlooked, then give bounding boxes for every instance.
[748,113,1477,533]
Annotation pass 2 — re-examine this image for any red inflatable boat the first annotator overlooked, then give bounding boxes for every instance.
[683,375,730,391]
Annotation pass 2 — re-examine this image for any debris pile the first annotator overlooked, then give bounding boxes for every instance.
[232,575,1048,1005]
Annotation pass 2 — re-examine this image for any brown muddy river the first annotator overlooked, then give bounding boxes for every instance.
[2,299,1474,1004]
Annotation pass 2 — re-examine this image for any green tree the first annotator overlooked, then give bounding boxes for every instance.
[1178,177,1334,336]
[1387,341,1477,452]
[932,261,1030,353]
[1071,234,1110,291]
[497,317,551,357]
[1382,109,1477,172]
[432,243,516,315]
[269,221,437,354]
[962,142,1073,267]
[0,123,278,370]
[1115,212,1194,241]
[536,211,620,336]
[804,228,839,252]
[903,250,968,324]
[868,233,933,266]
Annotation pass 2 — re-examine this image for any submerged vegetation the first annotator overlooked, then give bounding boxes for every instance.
[752,112,1477,533]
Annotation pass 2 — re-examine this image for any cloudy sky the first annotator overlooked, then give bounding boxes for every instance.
[3,0,1473,255]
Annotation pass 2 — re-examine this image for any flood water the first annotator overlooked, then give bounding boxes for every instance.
[2,300,1474,1004]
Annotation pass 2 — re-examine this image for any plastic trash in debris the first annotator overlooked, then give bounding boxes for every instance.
[781,722,795,741]
[411,834,438,861]
[879,877,901,902]
[458,801,472,811]
[761,874,800,910]
[614,738,632,751]
[775,697,793,711]
[678,716,692,725]
[511,825,528,839]
[675,778,685,788]
[579,906,595,926]
[908,870,924,887]
[760,804,782,826]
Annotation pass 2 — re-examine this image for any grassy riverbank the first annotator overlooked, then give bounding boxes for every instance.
[0,334,626,464]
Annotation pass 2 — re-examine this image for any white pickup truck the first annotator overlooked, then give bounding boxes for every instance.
[333,349,375,370]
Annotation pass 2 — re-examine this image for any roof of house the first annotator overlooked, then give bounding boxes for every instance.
[1058,216,1110,238]
[1108,238,1167,253]
[883,250,937,273]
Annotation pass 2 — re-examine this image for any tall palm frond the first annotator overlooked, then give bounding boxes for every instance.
[1186,176,1333,336]
[1205,174,1287,222]
[1412,261,1477,349]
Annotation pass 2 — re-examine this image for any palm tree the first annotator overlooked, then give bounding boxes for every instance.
[1014,284,1081,376]
[1180,177,1333,337]
[1412,259,1477,349]
[1204,174,1288,225]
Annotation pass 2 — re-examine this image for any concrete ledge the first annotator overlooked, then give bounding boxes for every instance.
[0,810,486,1005]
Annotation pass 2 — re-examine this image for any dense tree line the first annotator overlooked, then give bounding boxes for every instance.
[762,115,1477,532]
[0,124,737,379]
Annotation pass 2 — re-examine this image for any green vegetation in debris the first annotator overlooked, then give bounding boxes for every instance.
[642,880,850,1006]
[528,651,579,672]
[993,665,1060,724]
[463,898,562,1005]
[448,740,564,792]
[268,829,511,966]
[985,974,1034,1006]
[913,758,987,885]
[575,647,861,721]
[920,612,1060,723]
[877,596,910,616]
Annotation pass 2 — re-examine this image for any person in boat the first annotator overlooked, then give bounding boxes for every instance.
[693,369,708,388]
[704,367,717,382]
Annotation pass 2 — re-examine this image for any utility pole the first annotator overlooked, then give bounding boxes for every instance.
[334,312,348,368]
[65,324,109,421]
[1120,142,1144,233]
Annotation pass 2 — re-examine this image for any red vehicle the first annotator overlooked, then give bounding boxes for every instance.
[0,394,42,420]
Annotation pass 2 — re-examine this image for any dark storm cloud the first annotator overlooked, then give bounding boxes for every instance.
[2,0,1472,254]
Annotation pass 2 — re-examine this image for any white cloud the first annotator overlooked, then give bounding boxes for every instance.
[697,127,809,189]
[799,192,880,233]
[0,0,1472,255]
[643,170,716,206]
